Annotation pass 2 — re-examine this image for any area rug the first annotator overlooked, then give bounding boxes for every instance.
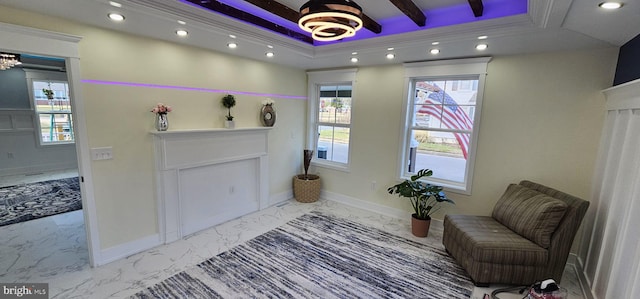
[0,177,81,227]
[132,212,474,299]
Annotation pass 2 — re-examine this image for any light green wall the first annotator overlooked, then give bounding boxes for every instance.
[1,5,618,253]
[0,6,307,249]
[317,48,617,226]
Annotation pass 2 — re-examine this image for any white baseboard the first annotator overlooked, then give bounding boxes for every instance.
[92,190,415,267]
[95,190,292,267]
[567,253,595,299]
[268,189,293,207]
[320,189,410,220]
[0,162,77,176]
[97,234,162,266]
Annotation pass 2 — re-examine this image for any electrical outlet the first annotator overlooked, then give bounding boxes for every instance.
[7,152,14,159]
[371,181,377,191]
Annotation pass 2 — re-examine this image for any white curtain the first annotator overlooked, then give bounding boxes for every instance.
[585,80,640,299]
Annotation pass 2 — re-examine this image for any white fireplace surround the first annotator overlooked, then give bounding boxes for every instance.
[151,128,271,243]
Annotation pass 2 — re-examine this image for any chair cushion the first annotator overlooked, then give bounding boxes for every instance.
[492,184,568,248]
[444,215,548,266]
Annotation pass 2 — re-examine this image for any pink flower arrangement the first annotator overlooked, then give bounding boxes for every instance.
[150,103,172,114]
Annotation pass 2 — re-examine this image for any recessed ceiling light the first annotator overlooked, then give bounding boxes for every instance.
[267,45,274,49]
[107,13,125,22]
[431,41,440,45]
[351,57,359,63]
[109,1,122,8]
[265,52,274,58]
[387,47,395,51]
[227,42,237,49]
[176,30,188,37]
[477,35,488,40]
[229,34,236,39]
[352,52,358,55]
[598,2,623,9]
[386,53,395,59]
[430,49,440,55]
[177,20,186,25]
[476,44,488,50]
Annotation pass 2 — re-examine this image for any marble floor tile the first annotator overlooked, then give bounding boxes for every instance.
[0,198,586,299]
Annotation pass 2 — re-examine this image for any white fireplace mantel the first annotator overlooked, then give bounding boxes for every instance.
[151,127,271,243]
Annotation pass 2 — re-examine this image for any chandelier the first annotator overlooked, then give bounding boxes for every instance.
[0,52,22,71]
[298,0,363,42]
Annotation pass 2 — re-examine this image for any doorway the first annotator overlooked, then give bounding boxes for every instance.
[0,22,100,268]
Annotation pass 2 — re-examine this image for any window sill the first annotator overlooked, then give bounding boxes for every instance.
[39,141,75,147]
[398,174,471,196]
[311,160,350,173]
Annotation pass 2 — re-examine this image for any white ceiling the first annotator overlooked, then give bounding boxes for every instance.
[0,0,638,70]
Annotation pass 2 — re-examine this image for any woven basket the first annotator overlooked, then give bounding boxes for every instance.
[293,174,321,203]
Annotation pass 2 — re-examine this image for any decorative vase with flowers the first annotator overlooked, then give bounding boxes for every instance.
[260,98,276,127]
[150,103,172,131]
[221,94,236,129]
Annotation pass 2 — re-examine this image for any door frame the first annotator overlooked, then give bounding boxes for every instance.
[0,22,101,267]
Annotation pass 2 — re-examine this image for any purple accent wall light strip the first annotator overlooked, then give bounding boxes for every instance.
[81,79,307,100]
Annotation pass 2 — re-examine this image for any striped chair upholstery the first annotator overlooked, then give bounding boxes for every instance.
[442,180,589,286]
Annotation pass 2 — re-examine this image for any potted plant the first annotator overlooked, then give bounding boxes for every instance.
[42,88,54,100]
[292,149,321,203]
[387,169,454,237]
[221,94,236,128]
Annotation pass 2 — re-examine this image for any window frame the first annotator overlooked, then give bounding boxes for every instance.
[306,68,357,171]
[398,58,490,194]
[24,69,75,147]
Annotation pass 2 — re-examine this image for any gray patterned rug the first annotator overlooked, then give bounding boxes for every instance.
[132,212,473,299]
[0,177,81,227]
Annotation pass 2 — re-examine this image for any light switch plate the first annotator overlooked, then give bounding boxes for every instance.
[91,147,113,160]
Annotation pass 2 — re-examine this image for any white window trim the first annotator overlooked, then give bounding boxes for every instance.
[24,69,74,147]
[306,68,357,172]
[398,57,491,195]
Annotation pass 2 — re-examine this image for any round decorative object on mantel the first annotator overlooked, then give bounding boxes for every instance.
[156,113,169,131]
[261,104,276,127]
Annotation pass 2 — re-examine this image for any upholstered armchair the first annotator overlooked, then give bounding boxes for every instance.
[442,180,589,286]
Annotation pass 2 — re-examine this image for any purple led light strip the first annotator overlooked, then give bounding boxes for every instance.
[181,0,527,45]
[82,79,307,100]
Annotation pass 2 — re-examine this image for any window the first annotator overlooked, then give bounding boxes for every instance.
[307,69,357,170]
[400,58,490,193]
[26,70,74,145]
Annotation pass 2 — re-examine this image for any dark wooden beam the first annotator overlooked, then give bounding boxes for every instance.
[388,0,426,27]
[184,0,314,44]
[243,0,382,34]
[361,14,382,34]
[243,0,299,23]
[468,0,484,17]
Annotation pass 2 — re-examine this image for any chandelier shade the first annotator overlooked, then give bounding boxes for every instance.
[0,52,22,71]
[299,0,363,42]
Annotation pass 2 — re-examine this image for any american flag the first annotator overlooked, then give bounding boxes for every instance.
[415,82,473,159]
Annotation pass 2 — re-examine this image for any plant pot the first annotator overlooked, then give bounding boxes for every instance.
[292,174,321,203]
[411,214,431,237]
[224,120,235,129]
